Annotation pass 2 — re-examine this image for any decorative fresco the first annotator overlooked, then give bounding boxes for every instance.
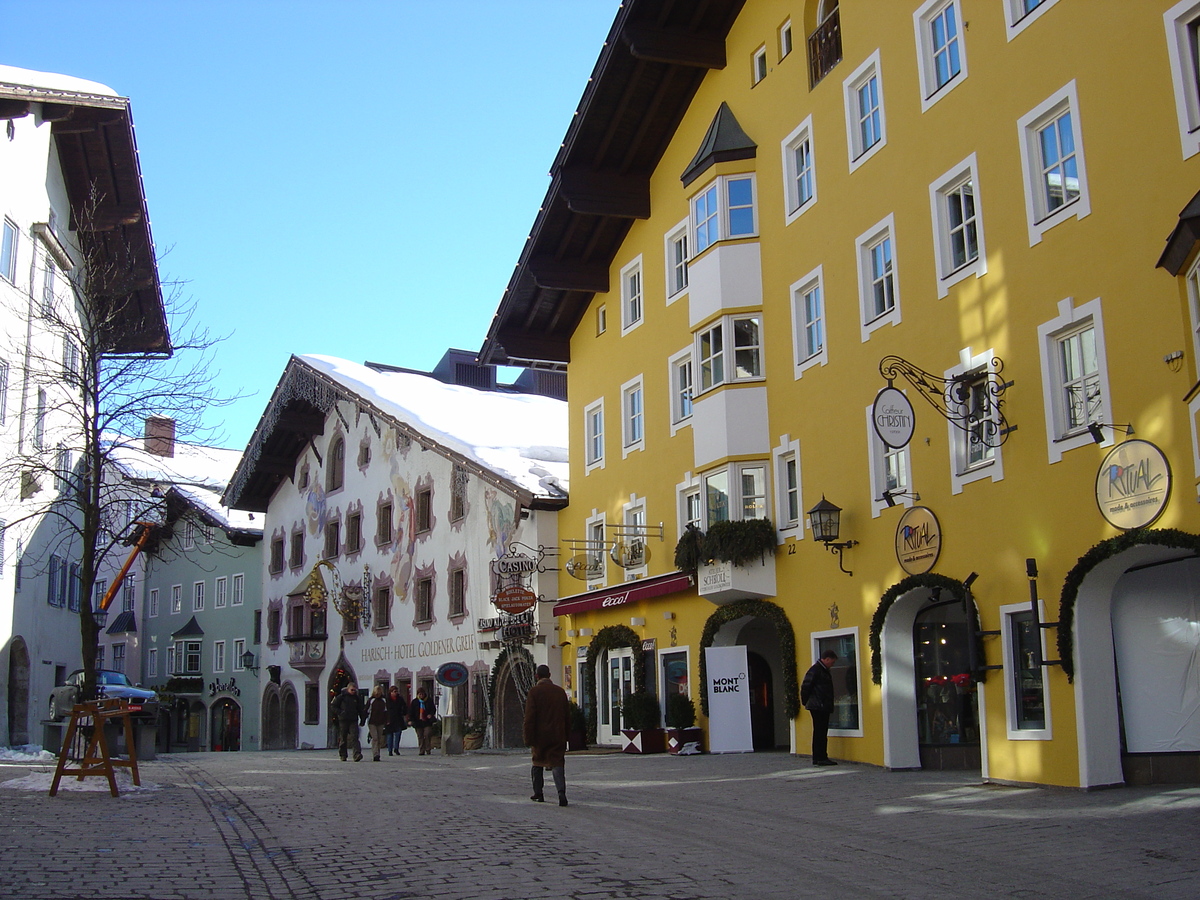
[485,488,517,560]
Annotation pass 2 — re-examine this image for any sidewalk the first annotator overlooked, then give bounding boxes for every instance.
[2,747,1198,899]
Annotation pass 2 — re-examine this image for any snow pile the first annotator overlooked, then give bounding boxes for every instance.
[0,64,119,98]
[1,770,159,794]
[0,745,54,762]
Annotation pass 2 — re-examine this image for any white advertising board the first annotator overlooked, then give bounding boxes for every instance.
[705,645,754,754]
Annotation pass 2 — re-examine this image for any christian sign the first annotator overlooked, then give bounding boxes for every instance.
[872,386,916,449]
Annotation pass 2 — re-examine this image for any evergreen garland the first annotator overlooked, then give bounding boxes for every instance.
[869,573,984,685]
[487,644,534,710]
[1058,528,1200,681]
[583,624,645,744]
[673,524,705,571]
[698,599,799,719]
[703,518,778,567]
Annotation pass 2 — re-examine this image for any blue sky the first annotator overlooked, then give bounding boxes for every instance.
[1,1,617,450]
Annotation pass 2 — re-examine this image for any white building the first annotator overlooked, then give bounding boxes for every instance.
[224,353,568,750]
[0,66,167,747]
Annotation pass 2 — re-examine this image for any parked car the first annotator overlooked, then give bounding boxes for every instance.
[48,669,157,720]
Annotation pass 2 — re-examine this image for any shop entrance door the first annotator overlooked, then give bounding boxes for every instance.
[913,600,980,770]
[598,648,633,745]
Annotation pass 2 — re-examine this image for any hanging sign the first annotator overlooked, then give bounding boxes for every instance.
[872,386,916,449]
[1095,439,1171,530]
[492,584,538,615]
[436,662,469,688]
[895,506,941,575]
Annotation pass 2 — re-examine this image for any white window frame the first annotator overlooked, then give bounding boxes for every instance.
[1,218,17,285]
[620,255,644,334]
[842,50,887,172]
[621,496,649,581]
[667,346,694,435]
[781,115,817,224]
[193,580,205,612]
[167,646,176,676]
[999,600,1053,740]
[215,576,228,608]
[790,265,827,377]
[233,639,246,672]
[929,153,986,298]
[690,174,758,256]
[584,398,605,473]
[772,435,803,539]
[1165,0,1200,159]
[1005,0,1061,41]
[148,588,159,618]
[1037,296,1112,463]
[664,219,689,303]
[1017,81,1090,246]
[945,348,1004,494]
[811,627,865,738]
[585,509,607,590]
[597,304,607,335]
[914,0,967,111]
[696,313,764,394]
[701,460,769,527]
[676,473,702,542]
[171,583,182,614]
[0,359,8,425]
[1186,259,1200,375]
[213,640,226,674]
[855,214,901,340]
[232,573,244,606]
[779,19,793,59]
[866,403,914,518]
[148,648,158,678]
[752,45,768,84]
[621,375,645,457]
[184,520,196,551]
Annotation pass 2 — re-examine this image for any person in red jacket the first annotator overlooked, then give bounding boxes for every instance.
[523,664,571,806]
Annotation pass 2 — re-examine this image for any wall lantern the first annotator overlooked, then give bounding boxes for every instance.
[240,650,261,675]
[807,496,858,576]
[1087,422,1134,444]
[881,488,920,507]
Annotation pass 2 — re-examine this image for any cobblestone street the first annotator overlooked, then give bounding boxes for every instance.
[2,748,1199,900]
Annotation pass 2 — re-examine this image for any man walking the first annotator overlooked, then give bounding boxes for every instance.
[801,650,838,766]
[331,682,367,762]
[523,664,570,806]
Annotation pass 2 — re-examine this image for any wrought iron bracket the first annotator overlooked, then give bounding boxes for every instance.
[879,355,1015,448]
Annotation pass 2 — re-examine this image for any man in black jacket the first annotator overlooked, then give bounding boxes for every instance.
[801,650,838,766]
[331,683,367,762]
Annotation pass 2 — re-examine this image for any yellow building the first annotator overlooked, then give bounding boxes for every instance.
[481,0,1200,788]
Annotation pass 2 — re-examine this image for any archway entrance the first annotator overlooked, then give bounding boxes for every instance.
[262,690,282,750]
[492,652,532,749]
[281,688,299,750]
[748,651,775,750]
[326,656,356,750]
[210,699,241,751]
[7,638,30,747]
[913,600,980,770]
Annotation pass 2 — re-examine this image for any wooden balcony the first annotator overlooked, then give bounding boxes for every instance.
[807,9,843,88]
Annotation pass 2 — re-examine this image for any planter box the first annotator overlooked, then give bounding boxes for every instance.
[698,554,776,604]
[621,728,667,754]
[667,727,704,755]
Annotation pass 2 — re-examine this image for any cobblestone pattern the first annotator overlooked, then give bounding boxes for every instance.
[2,749,1199,899]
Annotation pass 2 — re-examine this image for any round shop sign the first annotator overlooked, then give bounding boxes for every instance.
[1095,439,1171,530]
[894,506,941,575]
[492,584,538,615]
[436,662,469,688]
[872,386,916,449]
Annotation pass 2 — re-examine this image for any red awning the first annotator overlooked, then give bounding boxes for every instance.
[553,571,694,616]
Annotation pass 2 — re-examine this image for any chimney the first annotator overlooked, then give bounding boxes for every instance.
[145,416,175,458]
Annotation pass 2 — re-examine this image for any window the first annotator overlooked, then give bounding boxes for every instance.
[0,359,8,424]
[697,314,763,393]
[1017,82,1090,245]
[232,573,244,606]
[415,577,433,623]
[929,154,986,297]
[324,520,340,559]
[691,175,757,255]
[193,581,205,612]
[1004,0,1060,40]
[68,563,81,612]
[346,512,362,553]
[47,555,66,607]
[112,643,127,673]
[621,376,645,455]
[62,336,79,382]
[1038,297,1110,462]
[214,640,226,673]
[752,45,768,84]
[597,304,607,335]
[148,648,158,677]
[781,116,816,223]
[585,399,605,472]
[416,488,432,533]
[304,683,320,725]
[843,51,886,171]
[620,498,649,578]
[664,220,689,301]
[585,512,607,587]
[55,446,71,493]
[773,436,803,532]
[855,215,901,339]
[233,639,246,671]
[667,347,694,432]
[620,257,644,333]
[914,0,966,109]
[790,266,827,377]
[182,640,201,675]
[377,502,393,544]
[42,260,56,315]
[166,647,175,676]
[33,389,46,450]
[96,646,105,669]
[171,584,182,614]
[812,629,863,736]
[327,436,346,491]
[270,537,284,574]
[357,441,370,468]
[807,2,842,87]
[1001,602,1051,738]
[683,486,702,533]
[701,462,768,527]
[449,568,466,618]
[1166,1,1200,159]
[946,350,1004,493]
[780,20,793,58]
[1,219,17,284]
[451,465,467,521]
[267,608,280,644]
[374,585,391,629]
[867,403,914,517]
[149,588,159,618]
[290,530,304,568]
[122,576,135,613]
[215,576,228,609]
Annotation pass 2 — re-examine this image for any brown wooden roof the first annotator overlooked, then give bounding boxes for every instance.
[479,0,746,368]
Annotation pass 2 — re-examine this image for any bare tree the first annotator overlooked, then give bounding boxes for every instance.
[0,190,240,704]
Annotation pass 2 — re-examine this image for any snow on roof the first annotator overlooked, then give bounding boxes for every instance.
[301,355,569,499]
[108,437,260,533]
[0,64,119,99]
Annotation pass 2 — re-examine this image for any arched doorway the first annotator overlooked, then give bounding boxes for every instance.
[326,656,356,750]
[491,648,534,748]
[281,686,299,750]
[748,651,775,750]
[7,638,30,747]
[210,699,241,751]
[262,689,282,750]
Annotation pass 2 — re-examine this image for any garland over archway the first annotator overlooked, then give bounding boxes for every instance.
[487,644,534,708]
[583,624,643,743]
[869,573,983,685]
[1058,528,1200,681]
[698,599,799,719]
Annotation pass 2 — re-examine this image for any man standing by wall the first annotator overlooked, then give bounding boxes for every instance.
[801,650,838,766]
[331,682,366,762]
[524,664,570,806]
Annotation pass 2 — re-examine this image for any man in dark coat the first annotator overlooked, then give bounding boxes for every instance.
[330,682,366,762]
[801,650,838,766]
[523,664,571,806]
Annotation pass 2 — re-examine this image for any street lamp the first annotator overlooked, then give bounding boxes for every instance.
[807,496,858,576]
[240,650,260,675]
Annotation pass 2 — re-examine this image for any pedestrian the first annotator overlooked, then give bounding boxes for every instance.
[366,684,389,762]
[409,687,437,756]
[385,685,407,756]
[330,682,366,762]
[801,650,839,766]
[523,664,570,806]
